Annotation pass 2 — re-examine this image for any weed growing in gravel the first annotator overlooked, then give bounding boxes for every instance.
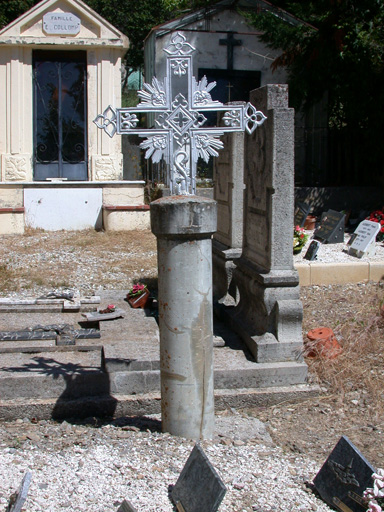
[304,282,384,421]
[0,263,17,292]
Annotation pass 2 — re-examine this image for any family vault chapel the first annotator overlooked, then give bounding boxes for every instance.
[0,0,149,233]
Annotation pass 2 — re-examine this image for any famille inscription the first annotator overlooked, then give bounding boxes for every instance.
[43,12,81,35]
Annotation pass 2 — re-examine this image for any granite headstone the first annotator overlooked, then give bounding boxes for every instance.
[294,202,311,228]
[117,499,137,512]
[304,240,320,261]
[171,444,226,512]
[314,435,375,512]
[315,210,345,244]
[6,471,32,512]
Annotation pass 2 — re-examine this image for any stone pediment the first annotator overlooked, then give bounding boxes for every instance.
[0,0,129,49]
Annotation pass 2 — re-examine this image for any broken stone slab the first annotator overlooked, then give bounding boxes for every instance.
[82,308,125,322]
[0,294,100,306]
[63,299,81,310]
[0,345,103,355]
[0,325,100,342]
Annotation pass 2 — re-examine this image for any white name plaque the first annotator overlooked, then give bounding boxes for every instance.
[43,12,81,35]
[348,219,380,258]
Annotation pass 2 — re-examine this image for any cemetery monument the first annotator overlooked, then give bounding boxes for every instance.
[95,31,266,438]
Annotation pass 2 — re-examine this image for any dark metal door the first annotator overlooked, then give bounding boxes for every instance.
[33,51,87,180]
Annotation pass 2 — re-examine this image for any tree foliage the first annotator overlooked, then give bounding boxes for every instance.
[0,0,209,83]
[246,0,384,183]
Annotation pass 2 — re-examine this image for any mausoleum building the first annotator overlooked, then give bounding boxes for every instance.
[144,0,327,186]
[0,0,149,233]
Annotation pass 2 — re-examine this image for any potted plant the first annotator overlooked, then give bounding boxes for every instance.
[126,283,150,308]
[293,225,309,254]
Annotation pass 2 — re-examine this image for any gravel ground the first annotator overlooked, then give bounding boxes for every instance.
[0,413,333,512]
[294,231,384,264]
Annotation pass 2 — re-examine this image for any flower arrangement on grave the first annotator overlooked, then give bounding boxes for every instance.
[293,225,309,254]
[363,469,384,512]
[127,283,148,298]
[99,304,116,314]
[366,209,384,242]
[126,283,150,309]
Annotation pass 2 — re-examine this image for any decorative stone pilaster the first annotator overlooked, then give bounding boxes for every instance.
[213,104,245,305]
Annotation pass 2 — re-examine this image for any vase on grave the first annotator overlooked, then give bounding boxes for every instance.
[304,215,317,230]
[126,284,150,308]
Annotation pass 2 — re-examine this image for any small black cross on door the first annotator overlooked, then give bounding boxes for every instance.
[219,32,242,70]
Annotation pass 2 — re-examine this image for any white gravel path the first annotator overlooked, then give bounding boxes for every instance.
[0,414,332,512]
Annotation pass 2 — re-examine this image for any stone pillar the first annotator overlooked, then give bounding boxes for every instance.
[229,84,304,364]
[213,103,245,306]
[150,195,217,439]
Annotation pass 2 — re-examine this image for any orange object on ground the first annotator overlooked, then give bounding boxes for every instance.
[305,327,342,359]
[126,288,150,309]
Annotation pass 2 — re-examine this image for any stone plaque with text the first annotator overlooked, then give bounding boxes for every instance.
[43,12,81,35]
[348,220,381,258]
[314,209,345,244]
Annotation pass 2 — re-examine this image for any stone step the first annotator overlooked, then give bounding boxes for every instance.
[0,346,106,400]
[0,342,307,399]
[0,290,318,420]
[0,385,320,421]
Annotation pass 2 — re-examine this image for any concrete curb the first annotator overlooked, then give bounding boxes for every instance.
[0,385,320,421]
[296,262,384,286]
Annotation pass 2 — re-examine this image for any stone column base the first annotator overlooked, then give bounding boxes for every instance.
[227,257,304,363]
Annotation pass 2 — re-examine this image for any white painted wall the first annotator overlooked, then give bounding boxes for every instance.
[24,188,103,230]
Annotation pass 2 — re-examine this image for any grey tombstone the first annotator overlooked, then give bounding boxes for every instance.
[212,103,246,305]
[348,220,381,258]
[304,240,320,261]
[313,435,375,512]
[117,499,138,512]
[227,84,304,364]
[171,444,226,512]
[294,202,311,228]
[314,209,345,244]
[6,471,32,512]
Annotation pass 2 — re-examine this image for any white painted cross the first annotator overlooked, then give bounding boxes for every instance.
[94,32,266,195]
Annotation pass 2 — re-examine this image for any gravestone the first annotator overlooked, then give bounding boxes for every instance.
[294,202,311,228]
[227,84,304,364]
[212,104,245,305]
[304,240,320,261]
[171,444,226,512]
[348,220,381,258]
[6,471,32,512]
[314,435,375,512]
[314,210,345,244]
[117,499,137,512]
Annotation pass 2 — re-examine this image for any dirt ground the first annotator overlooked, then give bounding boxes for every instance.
[0,229,383,470]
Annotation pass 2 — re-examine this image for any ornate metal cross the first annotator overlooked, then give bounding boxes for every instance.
[94,32,266,195]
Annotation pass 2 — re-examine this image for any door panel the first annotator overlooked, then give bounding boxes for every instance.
[33,51,87,181]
